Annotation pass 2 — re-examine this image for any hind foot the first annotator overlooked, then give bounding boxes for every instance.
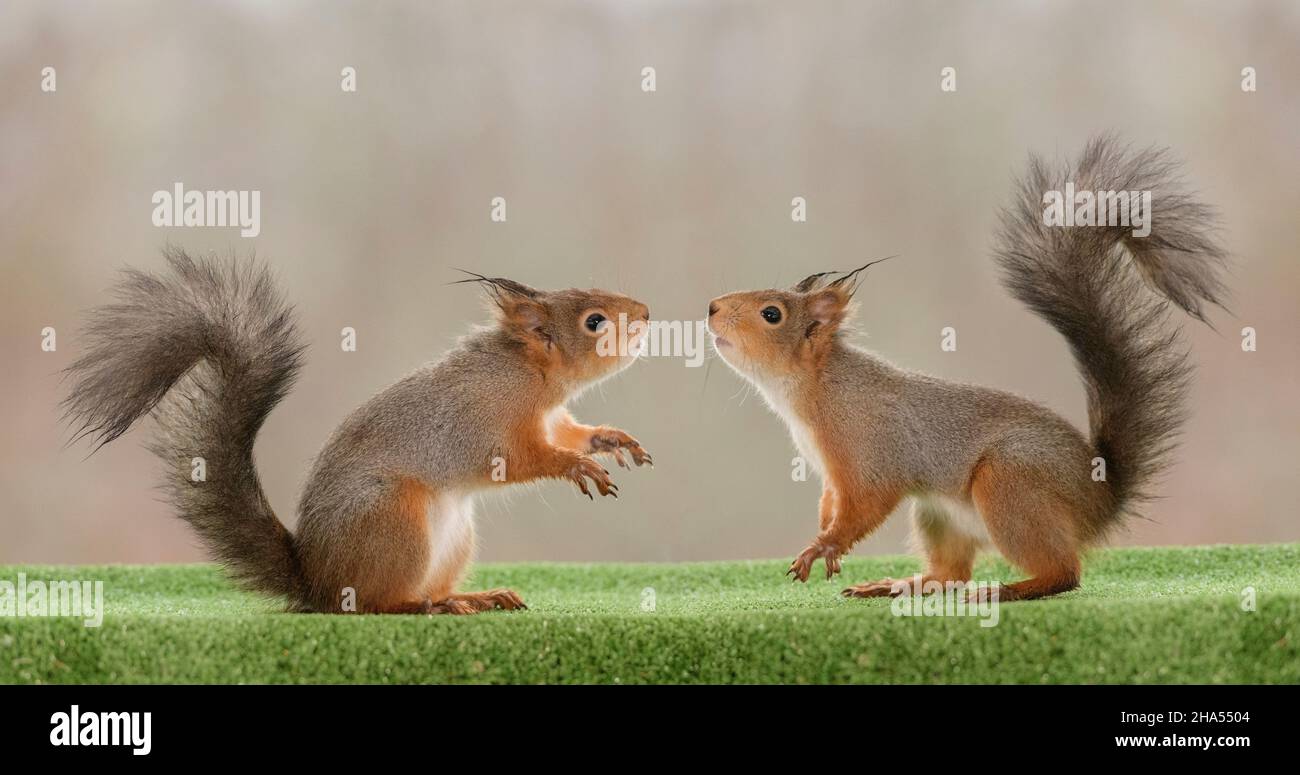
[376,588,527,615]
[842,576,913,598]
[434,588,528,613]
[964,575,1078,603]
[842,574,965,598]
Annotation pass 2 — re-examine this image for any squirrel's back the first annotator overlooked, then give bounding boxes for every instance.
[821,342,1096,501]
[296,329,542,525]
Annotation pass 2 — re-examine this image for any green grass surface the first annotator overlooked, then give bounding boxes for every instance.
[2,544,1297,684]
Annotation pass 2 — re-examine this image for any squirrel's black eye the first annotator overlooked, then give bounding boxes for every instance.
[761,306,782,324]
[585,313,607,332]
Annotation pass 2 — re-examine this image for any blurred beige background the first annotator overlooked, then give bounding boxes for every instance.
[2,1,1297,565]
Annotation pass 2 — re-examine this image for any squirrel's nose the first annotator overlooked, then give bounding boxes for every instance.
[708,301,720,317]
[633,303,649,321]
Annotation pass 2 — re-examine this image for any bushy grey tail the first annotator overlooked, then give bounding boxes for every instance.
[63,247,307,601]
[994,136,1228,533]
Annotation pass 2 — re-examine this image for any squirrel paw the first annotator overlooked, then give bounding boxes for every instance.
[590,428,653,468]
[422,590,528,615]
[787,543,842,583]
[422,598,479,615]
[455,588,528,612]
[567,454,618,499]
[479,588,527,611]
[964,584,1003,605]
[842,578,906,598]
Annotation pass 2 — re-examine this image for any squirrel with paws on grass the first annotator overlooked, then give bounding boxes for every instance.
[707,137,1228,601]
[64,255,652,614]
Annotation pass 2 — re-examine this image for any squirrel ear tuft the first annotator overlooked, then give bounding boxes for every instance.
[792,271,837,293]
[805,257,895,336]
[450,270,541,300]
[793,256,896,294]
[451,271,549,334]
[826,255,897,298]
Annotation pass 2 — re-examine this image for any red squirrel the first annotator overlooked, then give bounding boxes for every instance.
[64,251,652,614]
[707,137,1228,601]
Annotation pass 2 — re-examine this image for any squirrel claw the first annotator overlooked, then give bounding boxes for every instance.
[825,555,842,580]
[788,542,841,583]
[787,557,810,583]
[567,454,617,499]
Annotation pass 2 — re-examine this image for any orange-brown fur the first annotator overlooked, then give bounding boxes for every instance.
[328,286,651,614]
[709,277,1091,602]
[67,255,657,615]
[703,141,1231,603]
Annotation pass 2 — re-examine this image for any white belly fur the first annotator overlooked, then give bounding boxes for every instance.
[913,492,991,545]
[542,406,566,445]
[754,378,827,475]
[420,490,475,590]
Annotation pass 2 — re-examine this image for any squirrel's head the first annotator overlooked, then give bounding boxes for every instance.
[707,259,892,380]
[459,273,650,387]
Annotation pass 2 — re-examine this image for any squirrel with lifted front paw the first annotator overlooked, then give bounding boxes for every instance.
[64,250,652,614]
[707,137,1228,601]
